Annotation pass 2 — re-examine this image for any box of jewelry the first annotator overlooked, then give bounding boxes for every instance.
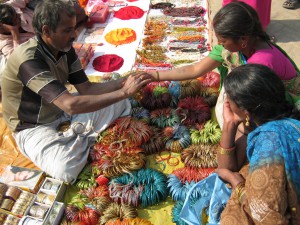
[19,177,66,224]
[43,202,65,225]
[19,201,65,225]
[39,178,66,202]
[0,182,35,225]
[0,212,21,225]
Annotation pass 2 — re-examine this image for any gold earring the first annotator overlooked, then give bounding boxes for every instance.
[245,115,250,127]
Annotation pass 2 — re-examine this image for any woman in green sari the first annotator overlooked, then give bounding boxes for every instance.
[148,2,299,116]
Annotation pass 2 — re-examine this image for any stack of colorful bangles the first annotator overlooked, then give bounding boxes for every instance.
[0,182,35,225]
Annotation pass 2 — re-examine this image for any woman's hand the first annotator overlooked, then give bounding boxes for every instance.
[215,168,245,188]
[223,97,242,127]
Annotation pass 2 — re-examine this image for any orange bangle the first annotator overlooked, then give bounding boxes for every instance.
[167,156,179,166]
[154,150,171,162]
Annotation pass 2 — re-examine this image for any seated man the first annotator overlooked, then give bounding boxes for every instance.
[1,0,151,183]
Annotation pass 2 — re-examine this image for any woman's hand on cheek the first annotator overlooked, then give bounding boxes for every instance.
[223,99,242,127]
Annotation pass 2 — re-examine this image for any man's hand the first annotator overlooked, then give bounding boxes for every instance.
[121,73,152,97]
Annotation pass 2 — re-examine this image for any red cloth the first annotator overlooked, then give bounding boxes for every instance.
[114,6,145,20]
[92,54,124,72]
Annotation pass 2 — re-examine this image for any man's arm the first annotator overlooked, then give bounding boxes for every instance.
[74,76,127,95]
[53,73,151,115]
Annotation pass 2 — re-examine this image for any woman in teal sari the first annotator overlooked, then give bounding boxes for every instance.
[216,64,300,224]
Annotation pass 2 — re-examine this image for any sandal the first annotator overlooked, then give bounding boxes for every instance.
[282,0,297,9]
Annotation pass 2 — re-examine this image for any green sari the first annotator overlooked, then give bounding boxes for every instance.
[208,44,300,110]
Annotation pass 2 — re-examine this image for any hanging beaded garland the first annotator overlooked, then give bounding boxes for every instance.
[105,28,137,46]
[114,6,145,20]
[168,42,205,52]
[171,17,207,26]
[181,144,218,168]
[109,168,168,207]
[176,96,211,128]
[150,2,175,9]
[163,124,191,153]
[162,6,205,17]
[136,48,168,65]
[92,54,124,72]
[190,120,222,145]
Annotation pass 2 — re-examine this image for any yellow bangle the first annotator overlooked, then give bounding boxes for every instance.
[235,181,245,203]
[238,189,246,204]
[217,144,236,155]
[156,71,160,81]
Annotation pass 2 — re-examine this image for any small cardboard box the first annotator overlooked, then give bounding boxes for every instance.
[0,166,45,194]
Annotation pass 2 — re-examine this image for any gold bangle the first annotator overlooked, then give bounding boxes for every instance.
[238,189,246,204]
[235,181,245,201]
[217,144,236,155]
[156,71,160,81]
